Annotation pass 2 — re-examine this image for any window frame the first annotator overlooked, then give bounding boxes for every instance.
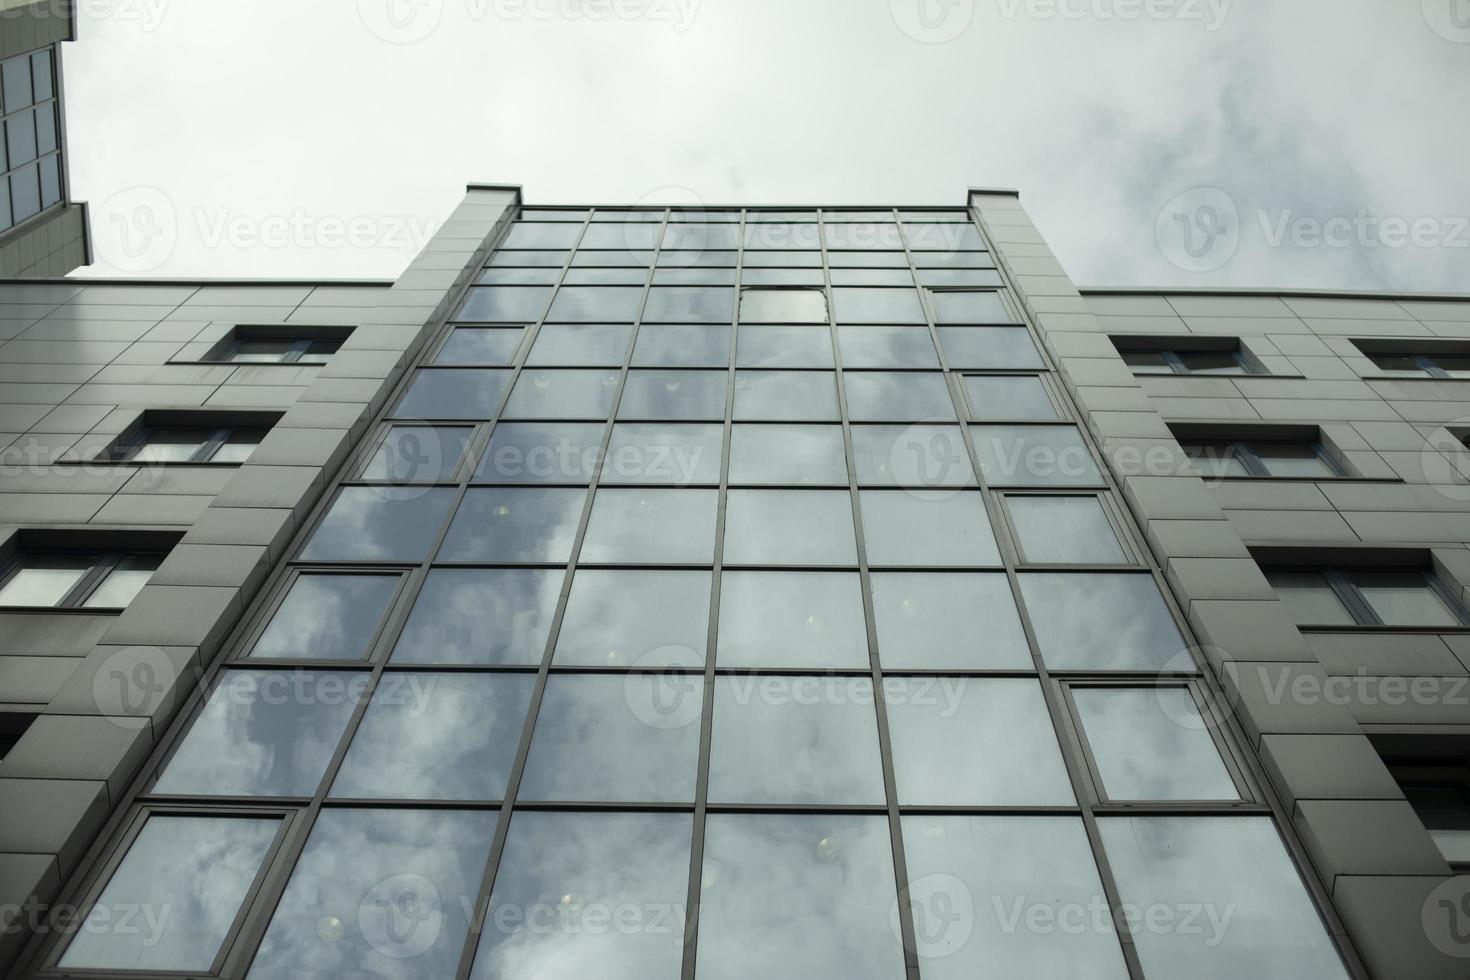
[1181,437,1348,479]
[103,425,268,465]
[1265,565,1470,628]
[0,549,164,610]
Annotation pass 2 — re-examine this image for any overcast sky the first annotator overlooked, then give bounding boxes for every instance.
[64,0,1470,292]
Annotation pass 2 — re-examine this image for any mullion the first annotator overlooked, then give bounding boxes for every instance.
[1325,568,1382,626]
[1231,440,1272,478]
[57,552,120,608]
[191,427,232,463]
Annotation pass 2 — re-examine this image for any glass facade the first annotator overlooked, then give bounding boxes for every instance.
[43,207,1352,980]
[0,46,62,230]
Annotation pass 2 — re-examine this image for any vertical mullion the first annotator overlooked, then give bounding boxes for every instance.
[1328,568,1382,626]
[59,552,118,608]
[1234,441,1271,478]
[194,427,231,463]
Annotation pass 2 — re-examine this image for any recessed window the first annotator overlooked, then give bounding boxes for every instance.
[1116,340,1259,376]
[0,551,162,609]
[1384,760,1470,867]
[217,337,342,364]
[1181,437,1345,479]
[739,287,829,324]
[1360,349,1470,379]
[104,424,269,464]
[1264,566,1470,628]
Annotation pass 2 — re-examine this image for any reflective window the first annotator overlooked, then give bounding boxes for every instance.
[654,267,737,285]
[519,674,702,802]
[392,568,562,665]
[59,815,279,972]
[739,287,829,323]
[743,223,821,250]
[828,250,908,268]
[937,326,1040,369]
[394,368,512,419]
[525,323,634,365]
[823,223,903,249]
[729,424,848,485]
[963,375,1057,420]
[618,369,728,419]
[842,372,956,421]
[695,814,905,980]
[458,285,554,321]
[736,325,834,368]
[849,424,973,488]
[0,552,161,609]
[1264,567,1466,627]
[469,812,692,980]
[582,222,661,249]
[859,491,1001,566]
[1073,687,1240,801]
[602,423,723,485]
[969,424,1102,486]
[438,488,587,563]
[476,421,605,484]
[78,555,161,609]
[490,249,570,267]
[435,326,523,365]
[362,425,472,482]
[482,266,563,285]
[740,268,825,287]
[503,369,619,419]
[1098,817,1351,980]
[249,808,497,977]
[831,287,927,324]
[905,223,985,250]
[918,267,1004,288]
[643,286,735,322]
[734,370,840,420]
[572,249,653,267]
[870,572,1032,669]
[504,222,583,248]
[632,323,731,366]
[901,816,1129,980]
[932,290,1010,323]
[837,326,940,368]
[546,286,644,322]
[249,573,399,660]
[717,571,869,668]
[566,267,649,285]
[554,569,711,666]
[742,249,823,267]
[830,268,915,286]
[664,221,740,251]
[331,673,534,800]
[708,677,885,804]
[886,678,1074,805]
[723,490,858,565]
[153,670,361,796]
[1020,573,1185,670]
[579,489,719,564]
[300,487,456,563]
[1008,496,1126,564]
[913,250,1000,269]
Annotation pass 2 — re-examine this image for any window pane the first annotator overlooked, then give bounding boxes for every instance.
[490,249,571,267]
[917,267,1004,288]
[435,327,523,365]
[0,554,89,606]
[739,288,829,323]
[696,814,904,980]
[1264,570,1356,626]
[81,555,161,608]
[519,675,702,802]
[632,323,731,366]
[932,290,1009,323]
[1184,444,1251,479]
[900,816,1129,980]
[937,326,1040,368]
[10,162,38,221]
[458,285,554,322]
[843,372,955,421]
[741,268,825,287]
[1020,573,1185,670]
[209,428,268,463]
[392,568,562,665]
[581,222,661,249]
[823,222,903,249]
[153,669,361,796]
[1008,496,1126,564]
[870,572,1031,669]
[1353,570,1462,626]
[476,422,604,484]
[602,422,722,485]
[618,369,728,419]
[1098,817,1351,980]
[363,425,472,482]
[664,221,740,250]
[887,678,1074,805]
[1074,687,1239,801]
[394,368,512,419]
[658,248,735,268]
[250,573,399,660]
[729,424,848,485]
[859,491,1001,566]
[969,424,1102,486]
[743,222,821,249]
[481,266,563,285]
[655,268,738,286]
[331,673,534,800]
[300,487,456,562]
[2,55,32,112]
[831,287,926,324]
[469,812,691,980]
[723,489,857,565]
[131,429,207,462]
[837,325,940,368]
[1253,443,1339,478]
[6,107,35,164]
[734,370,840,420]
[504,222,583,248]
[503,369,619,419]
[850,424,974,488]
[573,249,653,267]
[59,816,278,972]
[555,569,711,666]
[905,223,985,250]
[546,286,644,323]
[643,286,735,322]
[438,487,587,563]
[708,677,885,804]
[831,268,916,286]
[1177,350,1247,375]
[828,250,908,268]
[736,325,835,368]
[566,266,649,285]
[1122,350,1174,373]
[717,571,869,668]
[578,489,718,564]
[741,249,822,267]
[963,375,1057,420]
[249,808,497,977]
[526,323,633,365]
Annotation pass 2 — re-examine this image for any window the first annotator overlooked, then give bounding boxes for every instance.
[937,326,1041,369]
[362,424,473,482]
[739,287,829,323]
[554,569,711,666]
[476,422,605,484]
[1006,495,1127,564]
[394,368,513,419]
[546,286,643,322]
[578,488,719,564]
[643,285,735,322]
[460,284,554,321]
[1181,438,1345,479]
[733,370,840,420]
[602,422,723,485]
[970,424,1102,487]
[729,424,848,485]
[930,290,1011,324]
[1264,566,1470,627]
[299,487,457,563]
[438,487,587,564]
[1019,572,1185,670]
[632,323,731,366]
[0,48,62,230]
[104,424,269,464]
[963,375,1057,420]
[736,325,834,368]
[248,572,401,660]
[391,568,562,665]
[849,424,974,488]
[217,337,342,364]
[859,491,1001,567]
[831,287,926,324]
[1385,760,1470,866]
[716,571,869,668]
[870,571,1032,669]
[1115,339,1259,376]
[525,323,634,365]
[1359,349,1470,378]
[837,326,940,368]
[1070,686,1240,801]
[0,551,162,608]
[434,326,524,365]
[502,369,619,419]
[842,371,956,421]
[723,490,857,566]
[618,369,728,420]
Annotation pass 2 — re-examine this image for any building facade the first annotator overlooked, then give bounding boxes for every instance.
[0,1,86,278]
[0,186,1466,978]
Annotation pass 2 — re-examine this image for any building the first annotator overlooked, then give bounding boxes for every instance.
[0,185,1467,978]
[0,1,86,277]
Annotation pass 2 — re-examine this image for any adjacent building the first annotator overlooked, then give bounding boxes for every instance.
[0,185,1467,979]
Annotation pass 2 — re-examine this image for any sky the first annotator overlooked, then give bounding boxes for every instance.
[63,0,1470,292]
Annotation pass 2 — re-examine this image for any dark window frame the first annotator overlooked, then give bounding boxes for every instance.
[1123,347,1258,376]
[0,549,165,609]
